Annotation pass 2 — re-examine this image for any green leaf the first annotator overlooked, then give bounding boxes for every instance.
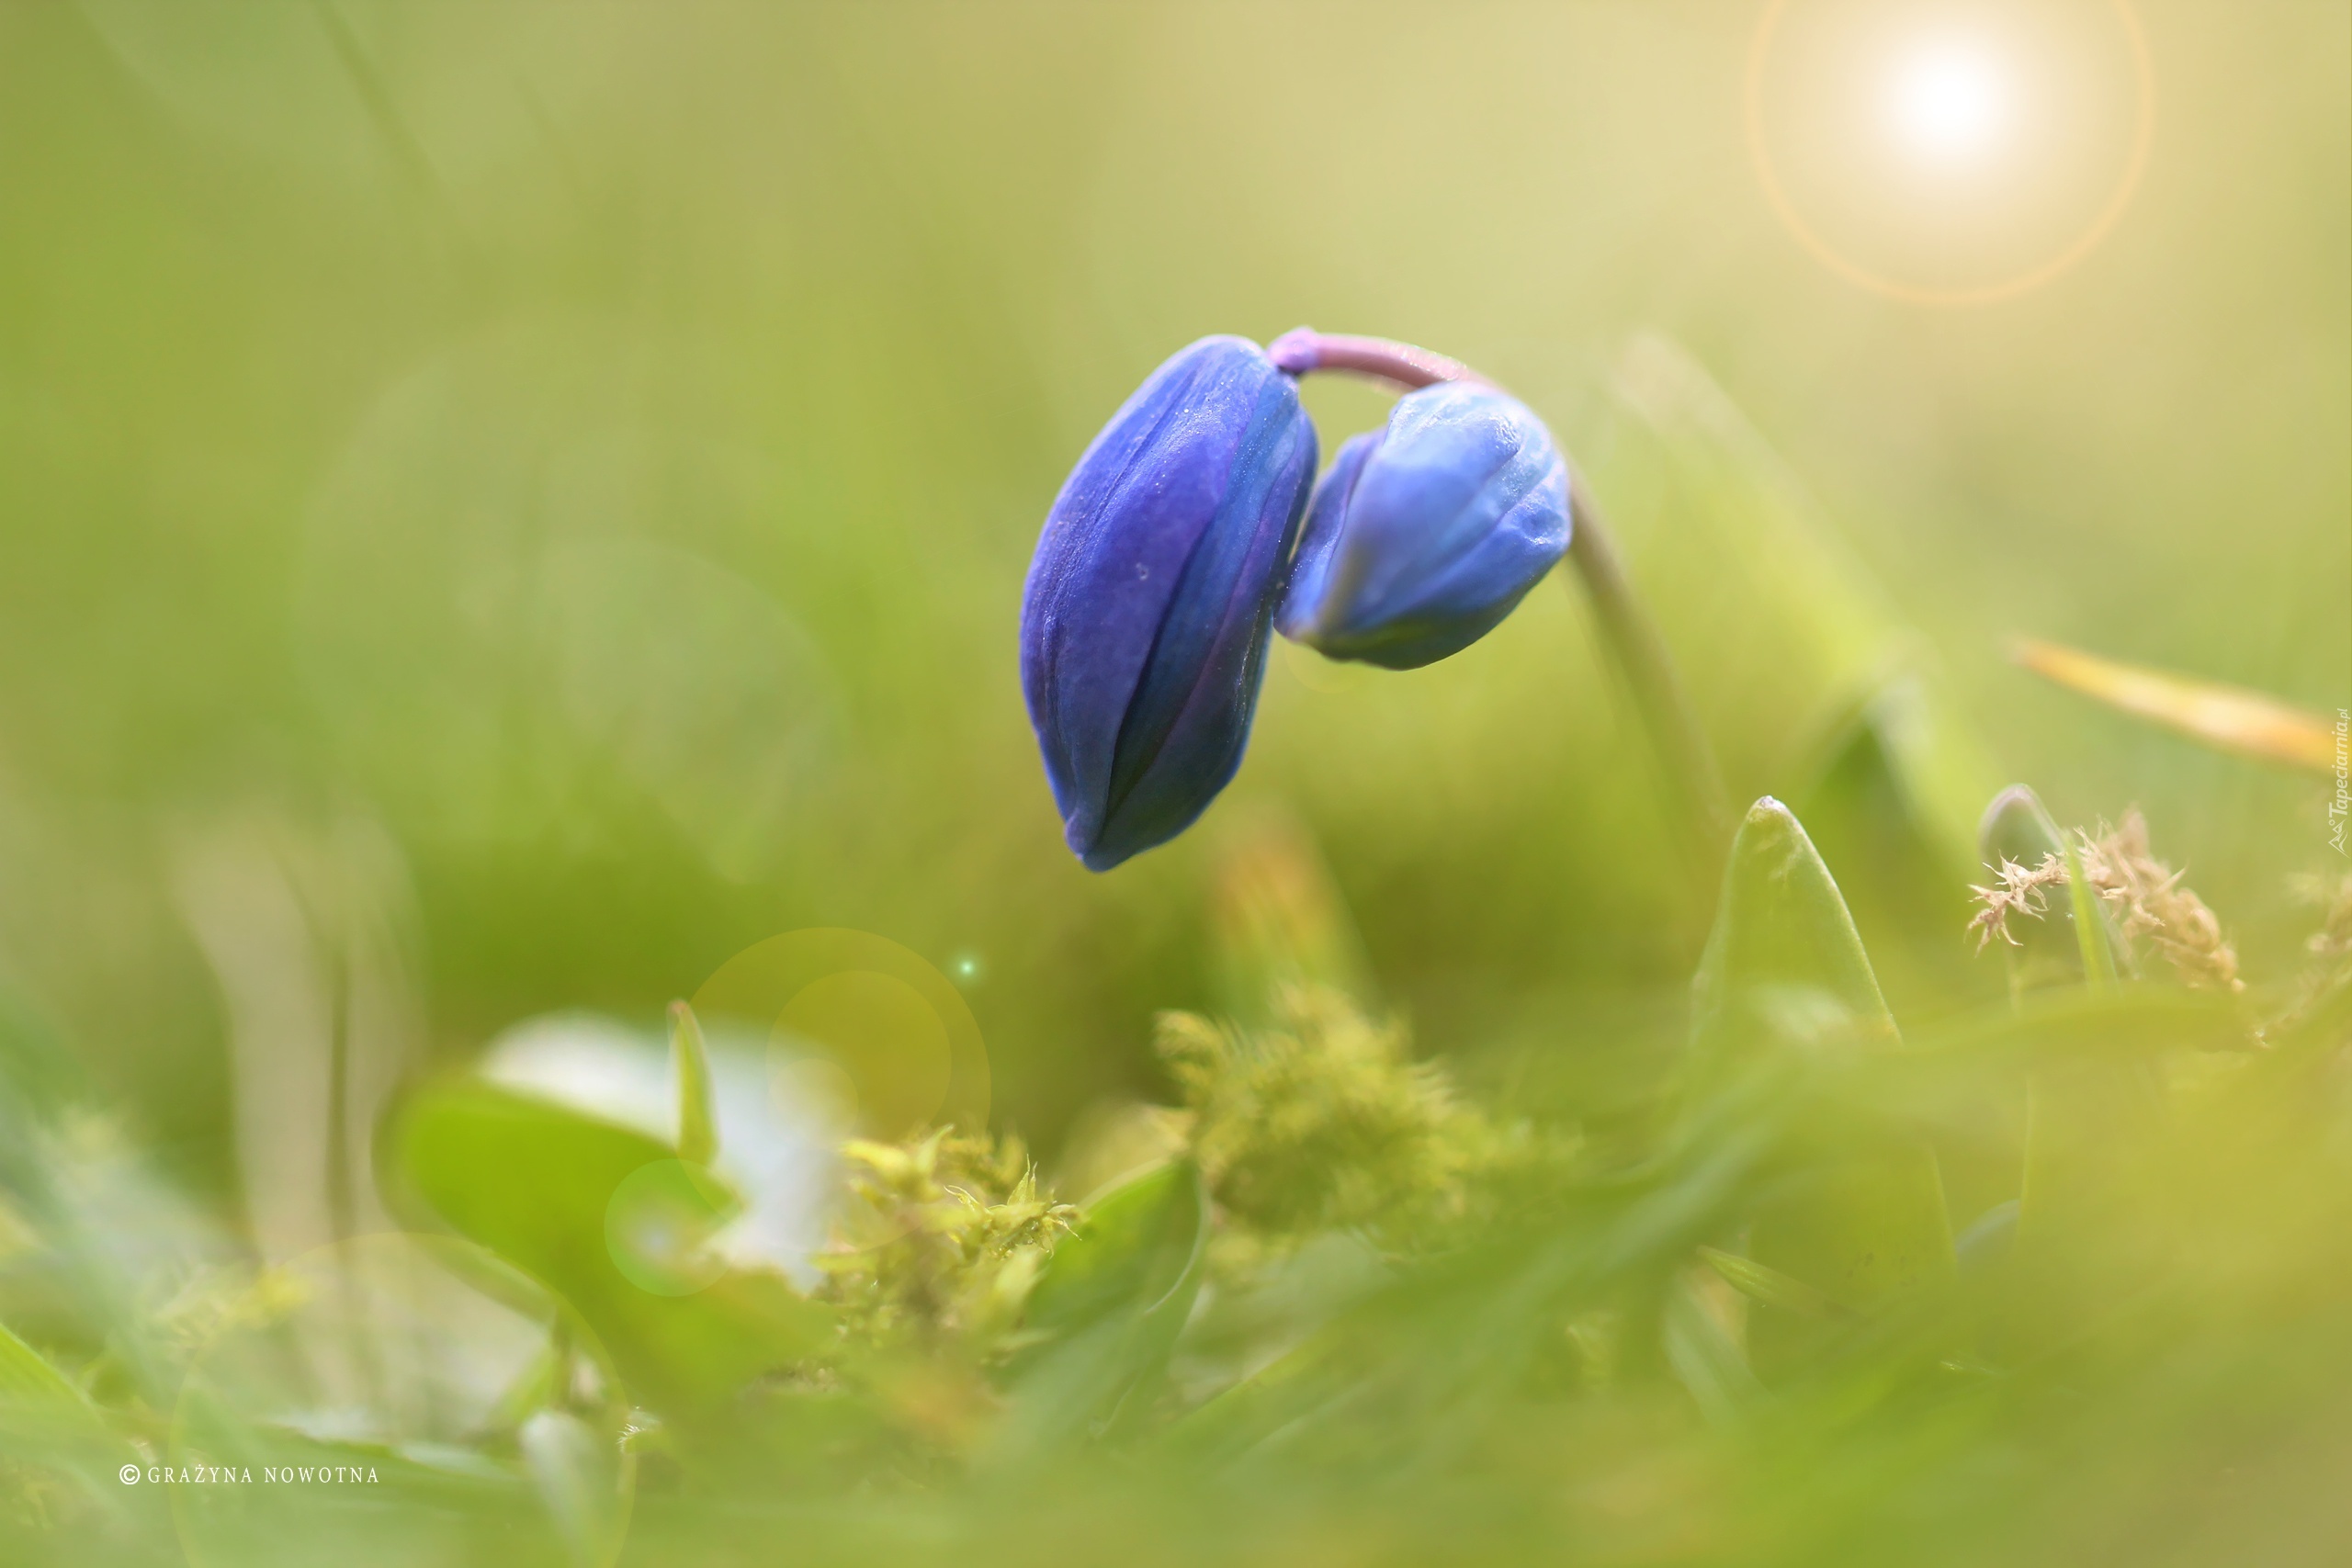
[166,1386,560,1568]
[1023,1160,1205,1337]
[1977,784,2111,993]
[1966,795,2156,1355]
[0,1316,131,1506]
[385,1080,831,1416]
[1689,798,1955,1375]
[1794,693,2003,1018]
[2009,1053,2168,1355]
[668,1000,718,1168]
[1698,1246,1849,1322]
[997,1161,1206,1455]
[2061,837,2120,996]
[1748,1141,1953,1313]
[2007,976,2171,1355]
[1168,1126,1781,1468]
[0,1318,83,1411]
[518,1409,632,1568]
[1663,1267,1761,1425]
[1977,783,2064,869]
[1839,987,2239,1132]
[1691,797,1897,1066]
[0,1349,120,1495]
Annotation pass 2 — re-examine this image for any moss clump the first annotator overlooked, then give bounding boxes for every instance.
[1156,985,1569,1259]
[813,1128,1075,1357]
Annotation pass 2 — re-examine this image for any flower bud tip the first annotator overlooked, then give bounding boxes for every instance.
[1267,328,1321,377]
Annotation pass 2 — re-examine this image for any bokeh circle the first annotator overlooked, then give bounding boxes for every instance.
[691,928,989,1141]
[1746,0,2154,306]
[604,1158,741,1297]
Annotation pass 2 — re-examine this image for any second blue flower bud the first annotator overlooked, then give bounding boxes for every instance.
[1276,382,1571,670]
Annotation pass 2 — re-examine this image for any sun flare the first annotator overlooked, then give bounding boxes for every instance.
[1748,0,2154,303]
[1884,39,2012,166]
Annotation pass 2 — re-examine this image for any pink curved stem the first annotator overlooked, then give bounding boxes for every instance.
[1266,328,1491,391]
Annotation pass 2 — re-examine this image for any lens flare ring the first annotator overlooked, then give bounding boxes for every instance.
[1746,0,2155,307]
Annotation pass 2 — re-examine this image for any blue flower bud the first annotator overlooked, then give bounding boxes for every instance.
[1022,337,1318,871]
[1275,382,1570,670]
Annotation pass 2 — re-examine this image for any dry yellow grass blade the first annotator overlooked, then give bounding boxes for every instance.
[2012,637,2339,773]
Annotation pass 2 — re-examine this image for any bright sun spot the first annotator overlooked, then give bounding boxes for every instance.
[1885,40,2011,166]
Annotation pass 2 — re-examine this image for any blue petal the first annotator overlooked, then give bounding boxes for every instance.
[1021,337,1317,870]
[1274,430,1379,649]
[1277,383,1568,670]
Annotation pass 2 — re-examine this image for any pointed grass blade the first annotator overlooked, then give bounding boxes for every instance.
[1690,799,1955,1374]
[669,1001,718,1167]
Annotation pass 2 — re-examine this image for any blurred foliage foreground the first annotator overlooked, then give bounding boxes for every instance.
[1,386,2348,1567]
[4,773,2349,1567]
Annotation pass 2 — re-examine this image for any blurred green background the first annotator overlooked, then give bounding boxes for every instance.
[0,0,2341,1209]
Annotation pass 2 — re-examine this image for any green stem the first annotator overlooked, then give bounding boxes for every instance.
[1564,468,1734,860]
[2061,838,2119,996]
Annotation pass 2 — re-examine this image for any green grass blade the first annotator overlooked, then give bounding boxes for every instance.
[1692,798,1897,1064]
[2061,838,2120,996]
[1690,798,1955,1376]
[1698,1246,1849,1322]
[669,1001,718,1167]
